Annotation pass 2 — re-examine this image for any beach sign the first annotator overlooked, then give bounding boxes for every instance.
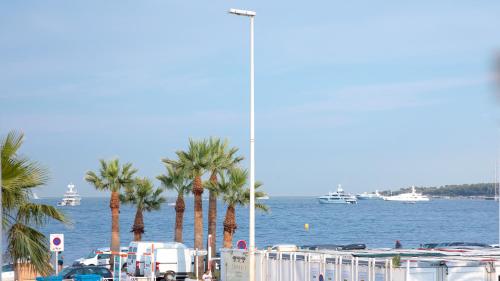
[49,234,64,252]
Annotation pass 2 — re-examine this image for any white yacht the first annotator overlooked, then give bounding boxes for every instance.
[356,190,383,200]
[383,186,429,202]
[318,185,357,204]
[257,195,270,200]
[57,183,81,206]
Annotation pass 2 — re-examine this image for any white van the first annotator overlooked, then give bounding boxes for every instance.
[74,247,128,268]
[127,241,167,276]
[143,242,193,280]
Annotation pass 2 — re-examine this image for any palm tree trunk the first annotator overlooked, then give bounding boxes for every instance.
[223,205,236,248]
[132,208,144,241]
[174,195,185,243]
[14,262,37,281]
[207,172,217,259]
[110,191,121,268]
[193,175,204,276]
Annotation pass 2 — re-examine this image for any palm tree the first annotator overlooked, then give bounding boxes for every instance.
[85,159,137,266]
[157,162,191,243]
[1,131,68,278]
[120,177,166,241]
[206,138,243,258]
[218,168,268,248]
[164,139,209,275]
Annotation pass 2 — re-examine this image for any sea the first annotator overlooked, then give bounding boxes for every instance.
[38,197,499,264]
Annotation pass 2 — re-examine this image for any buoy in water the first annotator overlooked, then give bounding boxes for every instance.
[304,223,309,231]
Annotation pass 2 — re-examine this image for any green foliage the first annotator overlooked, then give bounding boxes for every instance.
[164,139,211,179]
[206,137,243,193]
[218,167,269,212]
[85,159,137,192]
[157,162,192,197]
[380,183,498,197]
[120,177,166,212]
[392,255,401,267]
[1,131,68,275]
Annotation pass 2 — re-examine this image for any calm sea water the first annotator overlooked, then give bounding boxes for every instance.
[39,197,499,263]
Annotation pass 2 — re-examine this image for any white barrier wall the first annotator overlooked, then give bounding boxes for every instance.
[221,249,498,281]
[221,250,392,281]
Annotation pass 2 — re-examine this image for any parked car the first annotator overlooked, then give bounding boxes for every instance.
[2,264,14,281]
[74,246,128,269]
[126,241,168,276]
[143,242,192,280]
[58,265,112,279]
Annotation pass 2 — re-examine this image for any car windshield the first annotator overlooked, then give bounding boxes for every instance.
[86,250,96,259]
[98,254,111,259]
[59,267,73,276]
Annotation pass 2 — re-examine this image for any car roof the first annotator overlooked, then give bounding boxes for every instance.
[70,265,109,270]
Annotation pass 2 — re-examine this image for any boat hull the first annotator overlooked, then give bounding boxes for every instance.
[383,197,429,202]
[318,198,356,204]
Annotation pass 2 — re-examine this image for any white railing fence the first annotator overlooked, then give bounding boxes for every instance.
[221,249,393,281]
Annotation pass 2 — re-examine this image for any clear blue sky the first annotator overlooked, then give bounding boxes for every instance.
[1,1,500,197]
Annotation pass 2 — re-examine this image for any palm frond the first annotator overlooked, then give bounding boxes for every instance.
[7,223,53,275]
[16,203,69,227]
[158,160,193,196]
[1,131,68,275]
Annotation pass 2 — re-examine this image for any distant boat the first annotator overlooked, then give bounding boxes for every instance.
[57,183,81,206]
[32,193,40,200]
[168,202,176,206]
[257,195,270,200]
[356,190,383,200]
[383,186,429,202]
[318,185,357,204]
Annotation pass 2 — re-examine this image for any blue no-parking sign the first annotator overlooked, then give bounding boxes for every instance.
[237,240,247,250]
[49,234,64,252]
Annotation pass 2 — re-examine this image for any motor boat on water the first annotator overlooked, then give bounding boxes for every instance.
[57,183,81,206]
[257,195,270,200]
[318,185,357,204]
[383,186,429,202]
[356,190,383,200]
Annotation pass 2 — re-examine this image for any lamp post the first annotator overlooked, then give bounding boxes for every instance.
[0,151,3,281]
[228,8,256,281]
[1,157,2,281]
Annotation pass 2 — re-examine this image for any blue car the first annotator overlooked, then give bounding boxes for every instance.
[58,265,112,279]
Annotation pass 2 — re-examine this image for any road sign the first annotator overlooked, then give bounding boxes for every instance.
[50,234,64,252]
[237,240,247,250]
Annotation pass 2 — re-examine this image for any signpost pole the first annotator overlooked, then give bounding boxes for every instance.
[55,251,59,275]
[50,234,64,276]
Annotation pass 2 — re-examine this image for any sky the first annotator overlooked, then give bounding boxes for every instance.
[1,1,500,197]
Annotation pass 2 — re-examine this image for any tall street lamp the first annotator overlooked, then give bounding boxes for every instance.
[228,8,256,281]
[1,155,2,281]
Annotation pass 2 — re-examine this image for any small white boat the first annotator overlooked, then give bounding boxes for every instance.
[32,192,40,200]
[57,183,81,206]
[318,185,357,204]
[383,186,429,202]
[356,190,383,200]
[257,195,270,200]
